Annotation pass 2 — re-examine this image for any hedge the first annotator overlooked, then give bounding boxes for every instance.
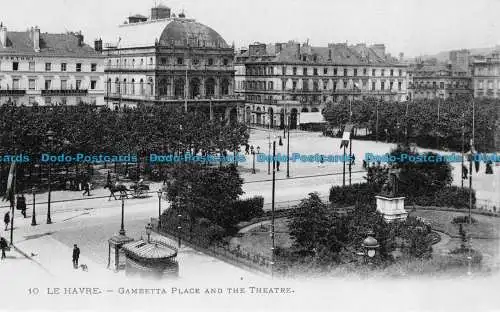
[231,196,265,222]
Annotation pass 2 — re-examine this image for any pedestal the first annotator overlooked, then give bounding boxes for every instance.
[108,234,134,271]
[375,195,408,222]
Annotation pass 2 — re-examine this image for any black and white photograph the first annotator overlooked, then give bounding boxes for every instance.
[0,0,499,311]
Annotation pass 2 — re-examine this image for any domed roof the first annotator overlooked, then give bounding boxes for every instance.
[159,20,228,48]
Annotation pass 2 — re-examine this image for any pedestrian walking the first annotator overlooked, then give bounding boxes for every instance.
[106,171,112,188]
[245,143,250,155]
[72,244,80,268]
[362,160,367,170]
[351,154,356,166]
[318,155,324,168]
[4,211,10,231]
[276,160,280,171]
[0,237,7,260]
[17,194,27,218]
[82,181,91,196]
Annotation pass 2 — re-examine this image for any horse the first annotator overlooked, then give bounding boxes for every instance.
[104,183,130,201]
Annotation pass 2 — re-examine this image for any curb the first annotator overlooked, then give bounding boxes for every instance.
[12,244,54,277]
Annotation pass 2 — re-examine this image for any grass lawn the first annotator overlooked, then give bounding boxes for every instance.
[229,218,292,258]
[409,209,500,239]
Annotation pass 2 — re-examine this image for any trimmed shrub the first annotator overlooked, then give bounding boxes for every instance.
[452,215,478,224]
[329,183,378,206]
[434,186,475,209]
[231,196,265,222]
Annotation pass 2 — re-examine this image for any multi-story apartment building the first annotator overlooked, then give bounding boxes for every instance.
[408,62,472,100]
[472,51,500,99]
[0,24,104,106]
[235,41,408,129]
[102,5,242,121]
[450,49,471,73]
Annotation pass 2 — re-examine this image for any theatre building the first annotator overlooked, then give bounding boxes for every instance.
[0,24,105,106]
[102,5,242,121]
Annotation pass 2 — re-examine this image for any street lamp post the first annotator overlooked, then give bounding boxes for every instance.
[46,130,55,224]
[177,213,182,248]
[145,223,152,243]
[157,189,162,230]
[31,187,37,226]
[286,115,290,178]
[119,194,126,236]
[251,145,255,174]
[271,139,276,278]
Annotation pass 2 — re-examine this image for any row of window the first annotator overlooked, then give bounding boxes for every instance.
[411,81,470,89]
[110,57,231,67]
[476,80,500,90]
[1,61,97,72]
[246,66,404,77]
[240,80,403,91]
[0,78,97,90]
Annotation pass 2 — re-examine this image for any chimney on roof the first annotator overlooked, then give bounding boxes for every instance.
[399,52,404,62]
[151,5,171,20]
[94,38,103,52]
[370,44,386,58]
[33,26,40,52]
[0,23,7,48]
[328,49,332,61]
[75,31,84,46]
[275,43,282,54]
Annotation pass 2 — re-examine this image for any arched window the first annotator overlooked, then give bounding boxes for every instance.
[140,79,144,96]
[174,78,185,98]
[205,78,215,97]
[221,79,230,95]
[148,78,154,95]
[131,79,135,95]
[132,59,135,68]
[123,78,127,95]
[115,78,120,94]
[107,78,111,94]
[159,78,168,96]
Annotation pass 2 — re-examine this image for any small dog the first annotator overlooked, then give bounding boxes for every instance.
[79,264,88,272]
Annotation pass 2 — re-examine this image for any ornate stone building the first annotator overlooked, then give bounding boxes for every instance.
[0,24,104,106]
[472,51,500,99]
[408,62,472,100]
[102,5,242,121]
[235,41,408,129]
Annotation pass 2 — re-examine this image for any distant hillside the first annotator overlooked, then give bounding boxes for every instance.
[420,46,500,62]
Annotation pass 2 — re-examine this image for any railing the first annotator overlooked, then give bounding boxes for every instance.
[152,219,272,275]
[41,89,88,96]
[105,64,234,72]
[0,90,26,95]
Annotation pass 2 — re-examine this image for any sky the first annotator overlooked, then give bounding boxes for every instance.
[1,0,499,57]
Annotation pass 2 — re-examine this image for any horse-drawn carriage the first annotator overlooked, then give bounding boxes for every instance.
[105,179,150,200]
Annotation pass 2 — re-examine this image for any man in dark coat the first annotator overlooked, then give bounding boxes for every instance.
[4,212,10,231]
[72,244,80,268]
[0,237,8,260]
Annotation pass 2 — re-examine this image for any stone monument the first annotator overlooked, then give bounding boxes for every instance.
[375,168,407,222]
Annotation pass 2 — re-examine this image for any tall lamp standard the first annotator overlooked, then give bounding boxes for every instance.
[177,214,182,248]
[250,146,256,174]
[286,114,290,178]
[45,129,55,224]
[31,187,37,226]
[119,194,126,236]
[145,223,152,243]
[270,139,277,278]
[157,189,162,230]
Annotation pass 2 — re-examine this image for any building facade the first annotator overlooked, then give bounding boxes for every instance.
[235,41,408,129]
[472,52,500,99]
[408,63,472,100]
[449,49,470,73]
[0,25,104,106]
[102,5,242,121]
